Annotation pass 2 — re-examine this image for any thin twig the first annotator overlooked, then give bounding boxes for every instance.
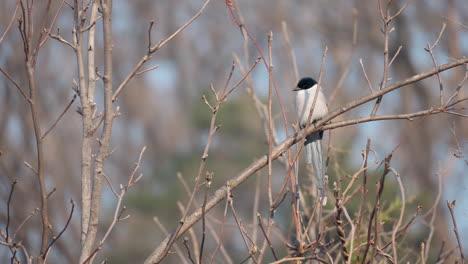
[153,217,189,264]
[36,0,67,54]
[183,238,196,264]
[210,186,232,264]
[380,205,422,252]
[5,179,18,242]
[199,172,212,264]
[270,256,327,264]
[135,65,160,76]
[389,0,414,21]
[12,208,39,241]
[0,1,20,45]
[388,45,402,67]
[0,67,30,102]
[333,184,349,262]
[229,197,259,264]
[42,94,77,139]
[359,59,375,93]
[389,167,405,264]
[361,154,392,264]
[112,0,212,102]
[424,165,443,258]
[23,162,38,175]
[267,32,274,209]
[82,146,146,263]
[43,200,75,260]
[354,138,371,261]
[446,200,465,262]
[257,214,278,260]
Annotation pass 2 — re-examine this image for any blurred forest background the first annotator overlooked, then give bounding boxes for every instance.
[0,0,467,263]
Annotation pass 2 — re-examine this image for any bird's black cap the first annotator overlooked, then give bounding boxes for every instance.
[294,77,317,91]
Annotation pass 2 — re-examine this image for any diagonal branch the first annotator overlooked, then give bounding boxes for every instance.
[42,94,77,140]
[0,67,30,102]
[144,57,468,264]
[112,0,212,102]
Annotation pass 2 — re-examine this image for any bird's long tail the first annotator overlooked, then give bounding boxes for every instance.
[305,131,327,205]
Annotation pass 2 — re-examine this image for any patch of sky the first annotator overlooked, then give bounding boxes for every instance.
[145,59,177,97]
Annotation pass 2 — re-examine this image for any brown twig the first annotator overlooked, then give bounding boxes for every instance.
[270,256,327,264]
[112,0,212,102]
[423,165,443,258]
[446,200,465,262]
[354,138,371,261]
[257,214,279,261]
[380,205,422,252]
[371,2,391,116]
[0,1,20,46]
[12,208,39,241]
[359,59,375,94]
[42,94,77,140]
[361,153,392,264]
[229,196,259,264]
[153,217,189,264]
[209,186,232,264]
[36,0,67,55]
[198,172,212,264]
[389,167,405,264]
[82,146,145,263]
[5,179,18,242]
[43,200,75,260]
[0,67,30,102]
[183,237,196,264]
[333,184,349,262]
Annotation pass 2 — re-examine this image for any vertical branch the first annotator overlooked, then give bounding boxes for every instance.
[18,1,52,259]
[199,172,212,264]
[446,200,465,262]
[73,0,94,248]
[390,168,405,264]
[80,0,115,262]
[361,153,392,264]
[267,31,274,207]
[371,2,391,116]
[333,184,349,262]
[87,1,99,107]
[354,138,371,261]
[79,0,100,246]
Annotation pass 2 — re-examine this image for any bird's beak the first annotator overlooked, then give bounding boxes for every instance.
[293,87,300,91]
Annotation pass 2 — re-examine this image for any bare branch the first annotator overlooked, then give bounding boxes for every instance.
[5,179,18,242]
[43,200,75,260]
[359,59,375,93]
[0,67,30,102]
[42,94,77,140]
[135,65,160,76]
[0,1,20,46]
[446,200,465,262]
[112,0,212,102]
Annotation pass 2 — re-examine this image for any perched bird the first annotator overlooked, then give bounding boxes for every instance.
[293,77,328,205]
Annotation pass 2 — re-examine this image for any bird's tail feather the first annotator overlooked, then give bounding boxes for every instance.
[305,131,327,205]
